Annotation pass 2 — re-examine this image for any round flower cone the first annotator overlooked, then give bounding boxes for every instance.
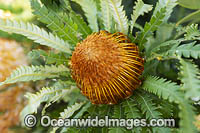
[70,31,144,104]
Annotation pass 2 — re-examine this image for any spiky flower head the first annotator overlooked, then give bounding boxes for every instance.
[70,31,144,104]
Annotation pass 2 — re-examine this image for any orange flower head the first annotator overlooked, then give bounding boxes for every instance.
[70,31,144,104]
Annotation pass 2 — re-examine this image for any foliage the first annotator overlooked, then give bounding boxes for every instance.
[0,0,200,132]
[177,0,200,25]
[178,0,200,9]
[130,0,153,33]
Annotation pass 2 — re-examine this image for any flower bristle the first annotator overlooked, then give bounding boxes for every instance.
[70,31,144,104]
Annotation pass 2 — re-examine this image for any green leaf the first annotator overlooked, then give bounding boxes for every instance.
[100,0,113,32]
[135,92,170,133]
[137,8,166,50]
[0,19,71,53]
[123,99,141,119]
[137,0,177,50]
[130,0,153,32]
[142,76,197,133]
[149,39,181,58]
[176,10,200,25]
[28,50,68,65]
[135,92,162,119]
[153,0,178,22]
[178,0,200,9]
[122,98,142,132]
[179,59,200,98]
[51,102,85,133]
[108,0,129,34]
[184,24,200,40]
[69,11,92,38]
[71,0,99,32]
[175,42,200,59]
[148,40,200,61]
[20,86,74,124]
[60,0,92,37]
[60,102,85,119]
[0,65,69,86]
[30,0,79,44]
[108,104,126,133]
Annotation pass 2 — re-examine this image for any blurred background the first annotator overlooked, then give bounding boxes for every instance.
[0,0,199,132]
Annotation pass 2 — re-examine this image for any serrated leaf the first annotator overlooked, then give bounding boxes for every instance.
[130,0,153,32]
[71,0,99,32]
[69,11,92,38]
[122,98,142,132]
[153,0,177,22]
[101,0,113,32]
[179,59,200,98]
[108,0,129,34]
[175,42,200,59]
[0,19,71,53]
[109,104,126,133]
[51,102,85,133]
[184,24,200,40]
[30,0,79,44]
[20,86,74,124]
[137,0,177,51]
[135,92,162,119]
[0,65,69,86]
[123,99,141,118]
[28,49,68,65]
[137,8,166,50]
[142,76,197,133]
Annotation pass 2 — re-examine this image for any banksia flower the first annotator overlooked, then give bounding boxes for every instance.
[70,31,144,104]
[0,38,27,87]
[0,38,28,132]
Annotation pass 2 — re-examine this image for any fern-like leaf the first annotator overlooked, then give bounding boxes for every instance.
[69,11,92,38]
[108,0,129,34]
[137,0,177,50]
[179,59,200,98]
[60,0,92,37]
[122,98,142,132]
[71,0,99,32]
[30,0,79,44]
[60,102,85,119]
[20,87,74,123]
[142,76,197,133]
[135,92,162,119]
[130,0,153,32]
[51,102,85,133]
[184,24,200,40]
[148,39,181,59]
[28,49,68,65]
[123,98,141,118]
[135,92,170,132]
[175,42,200,59]
[101,0,113,32]
[137,8,166,50]
[0,19,71,53]
[0,65,69,86]
[148,41,200,61]
[153,0,177,22]
[109,104,126,133]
